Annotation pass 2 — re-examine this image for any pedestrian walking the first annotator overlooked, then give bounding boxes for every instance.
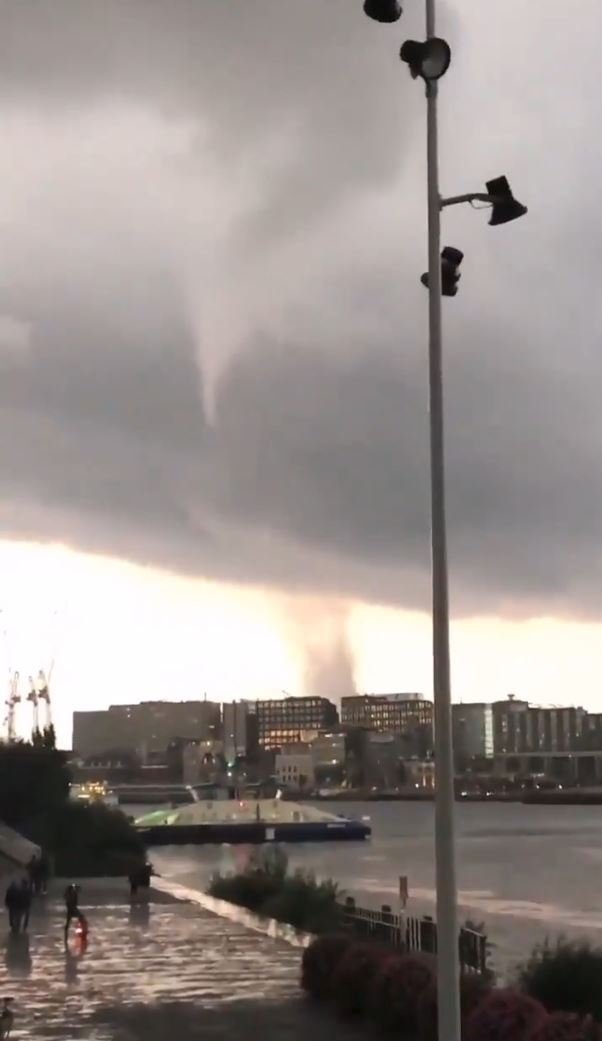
[17,881,31,932]
[4,883,21,934]
[63,884,84,945]
[129,862,153,902]
[128,868,139,900]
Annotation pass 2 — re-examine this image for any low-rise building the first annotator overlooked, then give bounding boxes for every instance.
[274,744,314,789]
[363,732,405,789]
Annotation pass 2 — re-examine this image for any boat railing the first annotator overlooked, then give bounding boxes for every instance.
[341,897,488,976]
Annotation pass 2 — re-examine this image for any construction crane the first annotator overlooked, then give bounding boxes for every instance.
[27,676,39,736]
[37,669,52,731]
[5,670,20,743]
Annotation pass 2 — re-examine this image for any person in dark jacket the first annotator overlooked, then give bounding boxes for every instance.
[128,868,140,900]
[129,862,153,901]
[63,884,84,944]
[16,881,31,932]
[4,883,20,933]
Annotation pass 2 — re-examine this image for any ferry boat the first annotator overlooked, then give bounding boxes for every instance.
[135,796,371,845]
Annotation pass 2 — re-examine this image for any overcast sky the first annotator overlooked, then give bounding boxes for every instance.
[1,1,601,744]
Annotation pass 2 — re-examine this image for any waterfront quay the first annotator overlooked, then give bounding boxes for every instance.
[0,878,358,1041]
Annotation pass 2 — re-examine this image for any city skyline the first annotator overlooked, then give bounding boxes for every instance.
[2,1,602,752]
[5,539,602,750]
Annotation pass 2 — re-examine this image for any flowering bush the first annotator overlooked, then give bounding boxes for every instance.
[518,939,602,1023]
[301,934,352,1001]
[416,972,492,1041]
[332,942,390,1018]
[529,1012,601,1041]
[369,952,435,1034]
[464,988,547,1041]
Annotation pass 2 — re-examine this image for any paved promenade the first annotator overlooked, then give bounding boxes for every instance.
[0,879,358,1041]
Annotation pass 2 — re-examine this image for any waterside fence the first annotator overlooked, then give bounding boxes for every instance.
[341,897,488,976]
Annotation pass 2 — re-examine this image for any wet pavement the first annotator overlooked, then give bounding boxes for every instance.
[0,879,357,1041]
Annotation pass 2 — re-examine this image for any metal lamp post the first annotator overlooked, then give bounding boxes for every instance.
[363,3,528,1041]
[422,6,461,1039]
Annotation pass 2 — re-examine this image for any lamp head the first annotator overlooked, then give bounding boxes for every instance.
[421,246,464,297]
[363,0,402,22]
[486,176,528,226]
[400,37,451,81]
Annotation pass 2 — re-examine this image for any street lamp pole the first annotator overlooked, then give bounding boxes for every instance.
[424,0,462,1039]
[363,7,526,1040]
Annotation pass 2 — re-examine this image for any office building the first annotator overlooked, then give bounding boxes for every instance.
[452,702,494,766]
[223,701,258,763]
[72,700,221,761]
[341,693,433,742]
[492,696,586,755]
[582,712,602,751]
[255,696,338,750]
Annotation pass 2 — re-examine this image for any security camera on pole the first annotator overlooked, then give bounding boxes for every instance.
[362,3,527,1041]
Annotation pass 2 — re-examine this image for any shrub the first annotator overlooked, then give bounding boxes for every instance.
[530,1013,601,1041]
[247,844,288,882]
[208,847,341,933]
[369,952,435,1034]
[464,988,547,1041]
[301,934,352,1000]
[417,972,492,1041]
[517,939,602,1023]
[208,871,281,911]
[332,942,390,1019]
[262,872,342,933]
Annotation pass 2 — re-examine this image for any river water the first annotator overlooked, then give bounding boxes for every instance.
[143,801,602,978]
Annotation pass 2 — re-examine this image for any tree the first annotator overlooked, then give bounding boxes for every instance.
[0,740,71,828]
[40,801,145,877]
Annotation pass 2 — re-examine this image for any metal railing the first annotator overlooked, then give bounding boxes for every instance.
[340,897,488,976]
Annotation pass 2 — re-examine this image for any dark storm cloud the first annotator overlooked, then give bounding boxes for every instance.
[0,0,418,235]
[1,0,602,618]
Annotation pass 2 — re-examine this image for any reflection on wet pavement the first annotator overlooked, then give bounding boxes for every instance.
[0,883,346,1041]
